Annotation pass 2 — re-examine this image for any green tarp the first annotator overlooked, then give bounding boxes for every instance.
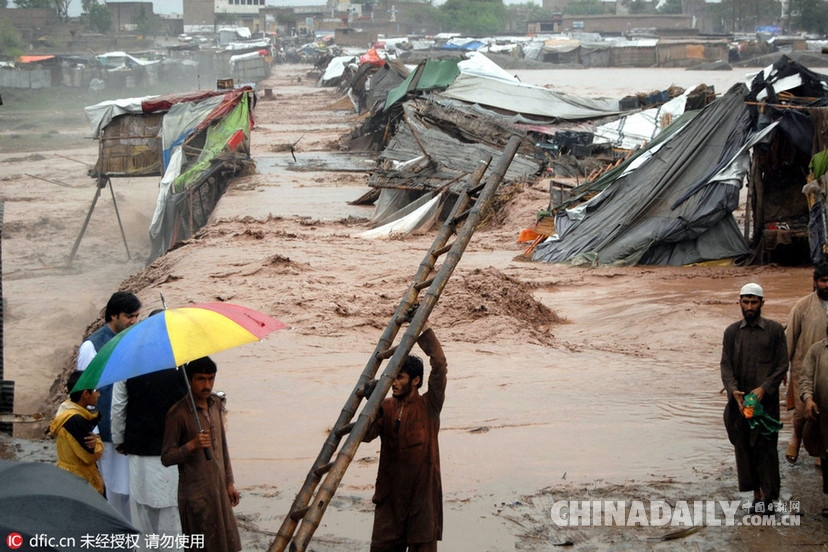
[173,93,250,192]
[385,59,461,111]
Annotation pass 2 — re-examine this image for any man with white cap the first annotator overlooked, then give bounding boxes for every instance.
[720,283,788,514]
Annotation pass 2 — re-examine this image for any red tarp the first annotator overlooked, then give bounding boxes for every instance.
[194,87,256,132]
[141,89,233,114]
[18,55,55,63]
[360,47,385,67]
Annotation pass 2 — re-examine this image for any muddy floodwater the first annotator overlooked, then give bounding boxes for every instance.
[1,64,826,550]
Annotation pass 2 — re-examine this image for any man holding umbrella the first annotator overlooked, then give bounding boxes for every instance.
[161,356,241,552]
[77,291,141,521]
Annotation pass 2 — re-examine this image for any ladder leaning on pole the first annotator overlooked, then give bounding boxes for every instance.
[269,134,524,552]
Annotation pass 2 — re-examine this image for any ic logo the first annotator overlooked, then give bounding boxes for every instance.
[6,533,23,549]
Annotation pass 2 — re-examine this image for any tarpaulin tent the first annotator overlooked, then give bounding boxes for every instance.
[440,73,625,121]
[743,56,828,264]
[532,84,755,266]
[149,90,253,259]
[385,58,461,110]
[83,87,255,262]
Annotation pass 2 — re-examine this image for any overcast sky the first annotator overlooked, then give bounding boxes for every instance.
[67,0,540,17]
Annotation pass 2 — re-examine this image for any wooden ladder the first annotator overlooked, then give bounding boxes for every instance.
[269,134,523,552]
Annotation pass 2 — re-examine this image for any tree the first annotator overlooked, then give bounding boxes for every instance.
[796,0,828,33]
[13,0,51,7]
[14,0,70,20]
[507,2,559,33]
[657,0,683,14]
[134,6,163,36]
[564,0,606,15]
[87,3,112,33]
[52,0,69,19]
[0,17,23,59]
[438,0,508,35]
[405,2,441,34]
[626,0,651,13]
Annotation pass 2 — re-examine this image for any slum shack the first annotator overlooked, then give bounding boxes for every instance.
[85,85,256,260]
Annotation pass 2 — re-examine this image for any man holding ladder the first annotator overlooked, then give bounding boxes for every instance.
[364,322,447,552]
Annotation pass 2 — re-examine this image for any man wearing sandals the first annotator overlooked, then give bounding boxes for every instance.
[721,283,788,515]
[785,262,828,465]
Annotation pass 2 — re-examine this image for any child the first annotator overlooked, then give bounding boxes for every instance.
[49,371,105,494]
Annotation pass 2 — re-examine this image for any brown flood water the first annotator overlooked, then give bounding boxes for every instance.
[3,65,825,550]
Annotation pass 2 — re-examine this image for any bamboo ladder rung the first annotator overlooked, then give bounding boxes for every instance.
[314,462,335,477]
[432,243,453,256]
[376,345,397,360]
[467,182,486,196]
[414,277,435,291]
[356,380,378,399]
[289,507,310,522]
[334,423,355,437]
[451,208,471,225]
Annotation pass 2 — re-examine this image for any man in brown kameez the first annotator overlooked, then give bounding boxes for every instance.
[364,323,447,552]
[161,357,241,552]
[798,322,828,516]
[721,283,788,514]
[783,261,828,463]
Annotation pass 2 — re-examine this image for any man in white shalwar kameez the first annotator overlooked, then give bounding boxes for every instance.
[112,367,188,550]
[77,291,141,521]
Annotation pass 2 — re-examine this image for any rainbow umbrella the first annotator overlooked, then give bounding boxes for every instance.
[73,303,288,392]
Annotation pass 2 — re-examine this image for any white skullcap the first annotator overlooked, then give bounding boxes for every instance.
[739,283,764,298]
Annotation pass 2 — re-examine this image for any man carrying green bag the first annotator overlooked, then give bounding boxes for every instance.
[720,283,788,516]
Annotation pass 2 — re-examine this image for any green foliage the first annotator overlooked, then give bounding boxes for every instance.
[626,0,650,13]
[796,0,828,34]
[564,0,606,15]
[0,18,23,60]
[87,3,112,33]
[438,0,508,35]
[705,0,788,32]
[13,0,69,20]
[406,2,441,33]
[134,5,163,36]
[81,0,95,13]
[13,0,51,7]
[657,0,683,14]
[507,3,559,33]
[52,0,70,20]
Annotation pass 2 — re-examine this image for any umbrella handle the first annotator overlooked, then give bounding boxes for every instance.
[204,446,212,461]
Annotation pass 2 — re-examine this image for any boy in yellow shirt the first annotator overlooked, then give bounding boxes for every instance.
[50,371,104,494]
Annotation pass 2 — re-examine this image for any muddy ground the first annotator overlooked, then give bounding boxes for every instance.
[1,64,827,551]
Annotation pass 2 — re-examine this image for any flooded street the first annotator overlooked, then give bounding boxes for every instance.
[2,63,826,550]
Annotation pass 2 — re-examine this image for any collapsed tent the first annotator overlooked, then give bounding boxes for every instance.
[440,73,624,121]
[362,99,539,237]
[532,84,755,266]
[85,87,255,261]
[593,85,717,150]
